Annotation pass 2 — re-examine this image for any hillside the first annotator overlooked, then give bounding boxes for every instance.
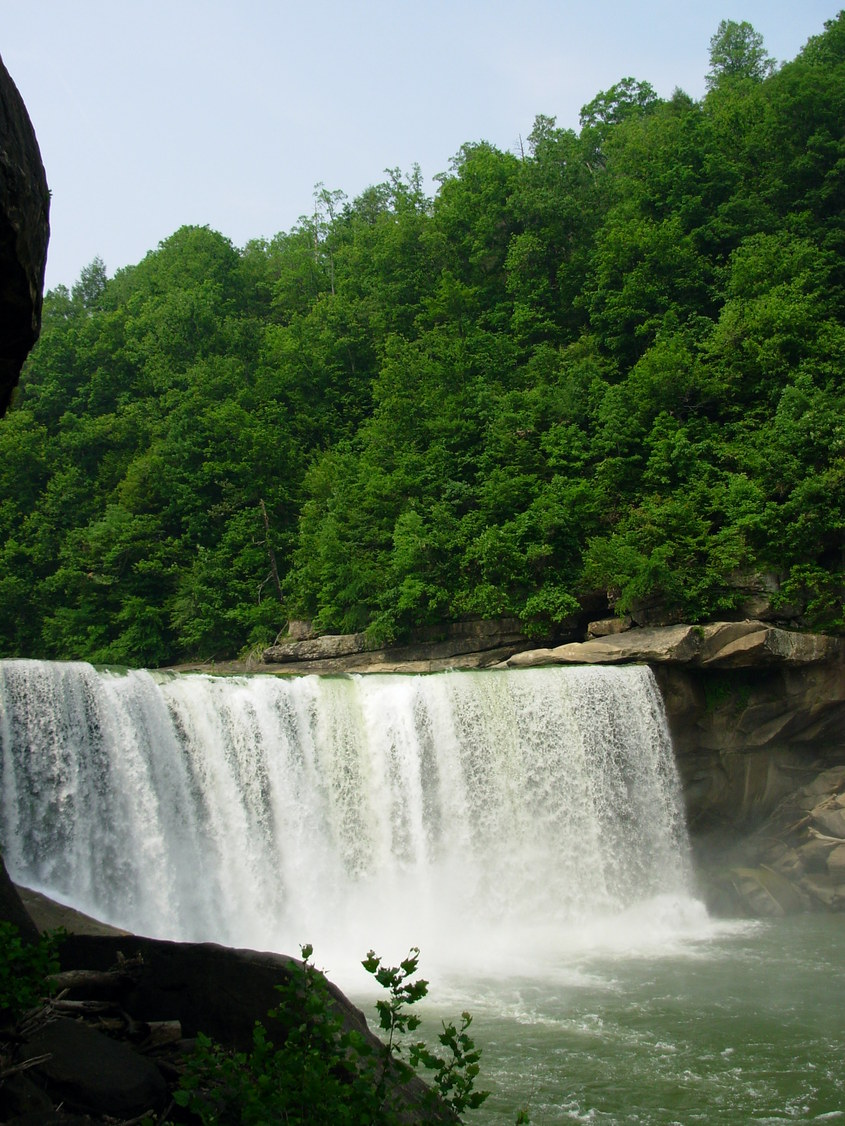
[1,16,843,668]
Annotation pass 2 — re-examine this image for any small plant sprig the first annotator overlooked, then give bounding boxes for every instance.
[362,946,490,1117]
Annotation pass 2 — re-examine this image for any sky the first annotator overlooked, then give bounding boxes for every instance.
[1,1,839,292]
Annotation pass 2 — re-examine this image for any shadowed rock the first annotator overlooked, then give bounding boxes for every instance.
[0,52,50,415]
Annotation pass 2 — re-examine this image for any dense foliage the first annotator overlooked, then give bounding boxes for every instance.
[2,16,843,666]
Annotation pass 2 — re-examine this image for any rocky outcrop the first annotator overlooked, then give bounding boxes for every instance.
[21,1016,168,1120]
[0,53,50,414]
[0,59,50,940]
[262,616,574,674]
[701,766,845,916]
[264,629,370,664]
[504,620,843,669]
[261,618,842,677]
[655,656,845,917]
[16,884,130,937]
[0,850,40,944]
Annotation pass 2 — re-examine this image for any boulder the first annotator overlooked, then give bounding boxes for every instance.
[586,615,632,639]
[55,934,455,1123]
[16,884,129,937]
[24,1018,168,1118]
[263,631,369,663]
[262,616,572,673]
[699,623,842,667]
[286,618,314,640]
[510,623,703,665]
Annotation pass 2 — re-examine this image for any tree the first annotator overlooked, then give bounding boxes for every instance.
[579,77,660,131]
[71,257,108,311]
[706,20,776,90]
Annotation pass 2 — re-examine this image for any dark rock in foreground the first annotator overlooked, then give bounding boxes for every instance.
[0,868,454,1124]
[24,1016,168,1118]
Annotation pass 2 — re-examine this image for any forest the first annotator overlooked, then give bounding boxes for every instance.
[1,16,843,668]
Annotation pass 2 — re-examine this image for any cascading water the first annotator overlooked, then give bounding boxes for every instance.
[0,658,701,977]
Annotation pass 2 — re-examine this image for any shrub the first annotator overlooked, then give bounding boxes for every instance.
[0,922,62,1023]
[174,944,490,1125]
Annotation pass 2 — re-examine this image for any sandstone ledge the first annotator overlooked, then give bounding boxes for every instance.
[259,620,842,676]
[261,616,556,674]
[505,620,843,670]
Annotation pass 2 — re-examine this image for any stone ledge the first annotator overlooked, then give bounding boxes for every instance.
[505,621,843,670]
[262,616,562,672]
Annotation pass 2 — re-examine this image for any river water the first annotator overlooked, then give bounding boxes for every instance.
[379,915,845,1125]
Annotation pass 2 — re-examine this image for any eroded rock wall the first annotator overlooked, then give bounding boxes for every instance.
[655,660,845,914]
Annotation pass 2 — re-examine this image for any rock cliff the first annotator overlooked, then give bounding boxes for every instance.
[0,53,50,414]
[261,615,568,673]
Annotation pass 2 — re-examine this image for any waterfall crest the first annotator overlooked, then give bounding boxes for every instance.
[0,660,697,973]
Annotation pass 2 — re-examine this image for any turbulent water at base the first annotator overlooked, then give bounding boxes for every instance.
[417,915,845,1124]
[0,659,698,974]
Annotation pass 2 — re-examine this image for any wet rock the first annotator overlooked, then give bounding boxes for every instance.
[15,886,129,937]
[0,851,40,942]
[810,802,845,839]
[826,842,845,877]
[720,866,810,916]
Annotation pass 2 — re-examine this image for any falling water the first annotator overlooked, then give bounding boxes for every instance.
[0,659,699,976]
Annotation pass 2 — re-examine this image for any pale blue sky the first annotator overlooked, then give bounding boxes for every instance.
[1,2,839,291]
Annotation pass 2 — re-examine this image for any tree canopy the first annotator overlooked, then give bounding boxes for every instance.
[1,15,843,667]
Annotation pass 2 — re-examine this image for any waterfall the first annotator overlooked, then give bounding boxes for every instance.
[0,659,699,976]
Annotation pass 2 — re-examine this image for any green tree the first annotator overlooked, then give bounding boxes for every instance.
[706,20,777,90]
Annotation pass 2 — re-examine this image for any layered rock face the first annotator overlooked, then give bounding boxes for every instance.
[262,615,561,673]
[656,659,845,913]
[0,53,49,414]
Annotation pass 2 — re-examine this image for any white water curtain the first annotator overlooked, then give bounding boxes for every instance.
[0,660,694,975]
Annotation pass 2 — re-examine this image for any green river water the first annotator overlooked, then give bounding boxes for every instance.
[384,915,845,1125]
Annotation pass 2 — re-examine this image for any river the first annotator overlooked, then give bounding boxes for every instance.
[378,914,845,1124]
